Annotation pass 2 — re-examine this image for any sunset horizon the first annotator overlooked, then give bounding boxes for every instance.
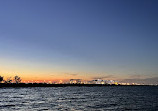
[0,0,158,85]
[0,0,158,110]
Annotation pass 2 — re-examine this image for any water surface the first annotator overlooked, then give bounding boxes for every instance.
[0,86,158,111]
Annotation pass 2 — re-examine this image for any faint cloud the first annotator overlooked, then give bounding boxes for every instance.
[92,75,114,80]
[129,73,154,79]
[121,77,158,85]
[129,75,142,79]
[65,73,78,76]
[49,74,55,76]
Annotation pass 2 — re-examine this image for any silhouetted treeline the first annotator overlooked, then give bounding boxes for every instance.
[0,75,21,84]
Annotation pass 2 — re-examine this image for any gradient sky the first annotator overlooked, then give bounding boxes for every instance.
[0,0,158,83]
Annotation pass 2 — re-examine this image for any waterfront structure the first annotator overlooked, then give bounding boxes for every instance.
[69,79,82,84]
[89,79,108,84]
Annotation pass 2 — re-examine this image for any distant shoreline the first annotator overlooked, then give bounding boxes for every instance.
[0,83,157,87]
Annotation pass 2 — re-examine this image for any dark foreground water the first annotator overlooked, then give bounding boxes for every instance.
[0,86,158,111]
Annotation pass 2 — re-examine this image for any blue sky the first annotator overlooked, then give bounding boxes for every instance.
[0,0,158,83]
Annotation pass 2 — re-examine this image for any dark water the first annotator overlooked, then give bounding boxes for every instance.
[0,86,158,111]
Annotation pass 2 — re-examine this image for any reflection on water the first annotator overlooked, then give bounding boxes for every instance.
[0,86,158,111]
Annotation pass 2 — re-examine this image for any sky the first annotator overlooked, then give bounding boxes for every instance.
[0,0,158,84]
